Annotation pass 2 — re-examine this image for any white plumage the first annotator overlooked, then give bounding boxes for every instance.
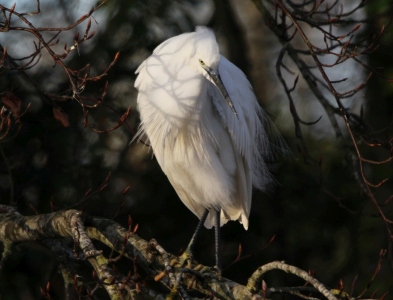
[134,27,275,230]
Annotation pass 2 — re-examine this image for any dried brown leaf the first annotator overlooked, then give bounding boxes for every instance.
[53,107,70,127]
[1,91,22,121]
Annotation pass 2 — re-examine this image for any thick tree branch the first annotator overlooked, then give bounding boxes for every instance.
[0,209,341,299]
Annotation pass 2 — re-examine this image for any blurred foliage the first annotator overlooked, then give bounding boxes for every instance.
[0,0,393,299]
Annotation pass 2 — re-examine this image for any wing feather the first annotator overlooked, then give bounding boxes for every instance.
[208,55,277,228]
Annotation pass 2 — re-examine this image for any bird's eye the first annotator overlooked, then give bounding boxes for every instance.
[199,59,205,65]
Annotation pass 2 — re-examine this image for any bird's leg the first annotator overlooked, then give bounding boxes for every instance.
[179,208,209,267]
[214,208,222,271]
[188,208,209,253]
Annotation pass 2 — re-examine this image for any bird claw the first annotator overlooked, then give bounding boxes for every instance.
[208,265,222,280]
[192,263,218,273]
[176,248,195,269]
[188,263,222,281]
[176,254,222,279]
[211,265,222,276]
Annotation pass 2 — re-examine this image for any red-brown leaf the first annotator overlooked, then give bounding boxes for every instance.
[53,107,69,127]
[1,91,21,121]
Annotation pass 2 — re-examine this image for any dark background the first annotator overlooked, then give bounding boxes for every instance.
[0,0,393,299]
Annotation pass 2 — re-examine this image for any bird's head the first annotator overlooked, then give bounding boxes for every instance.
[191,27,220,75]
[192,27,239,118]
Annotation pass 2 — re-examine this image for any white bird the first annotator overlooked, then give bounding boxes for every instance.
[134,27,280,269]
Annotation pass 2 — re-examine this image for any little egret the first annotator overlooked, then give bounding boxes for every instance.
[134,27,280,269]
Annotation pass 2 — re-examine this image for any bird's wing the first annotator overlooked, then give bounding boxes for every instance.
[217,56,283,188]
[208,55,276,228]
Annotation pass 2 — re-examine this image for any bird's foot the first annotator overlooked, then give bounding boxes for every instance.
[211,265,222,276]
[177,247,195,269]
[173,248,222,285]
[210,265,222,279]
[192,263,222,280]
[177,251,221,274]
